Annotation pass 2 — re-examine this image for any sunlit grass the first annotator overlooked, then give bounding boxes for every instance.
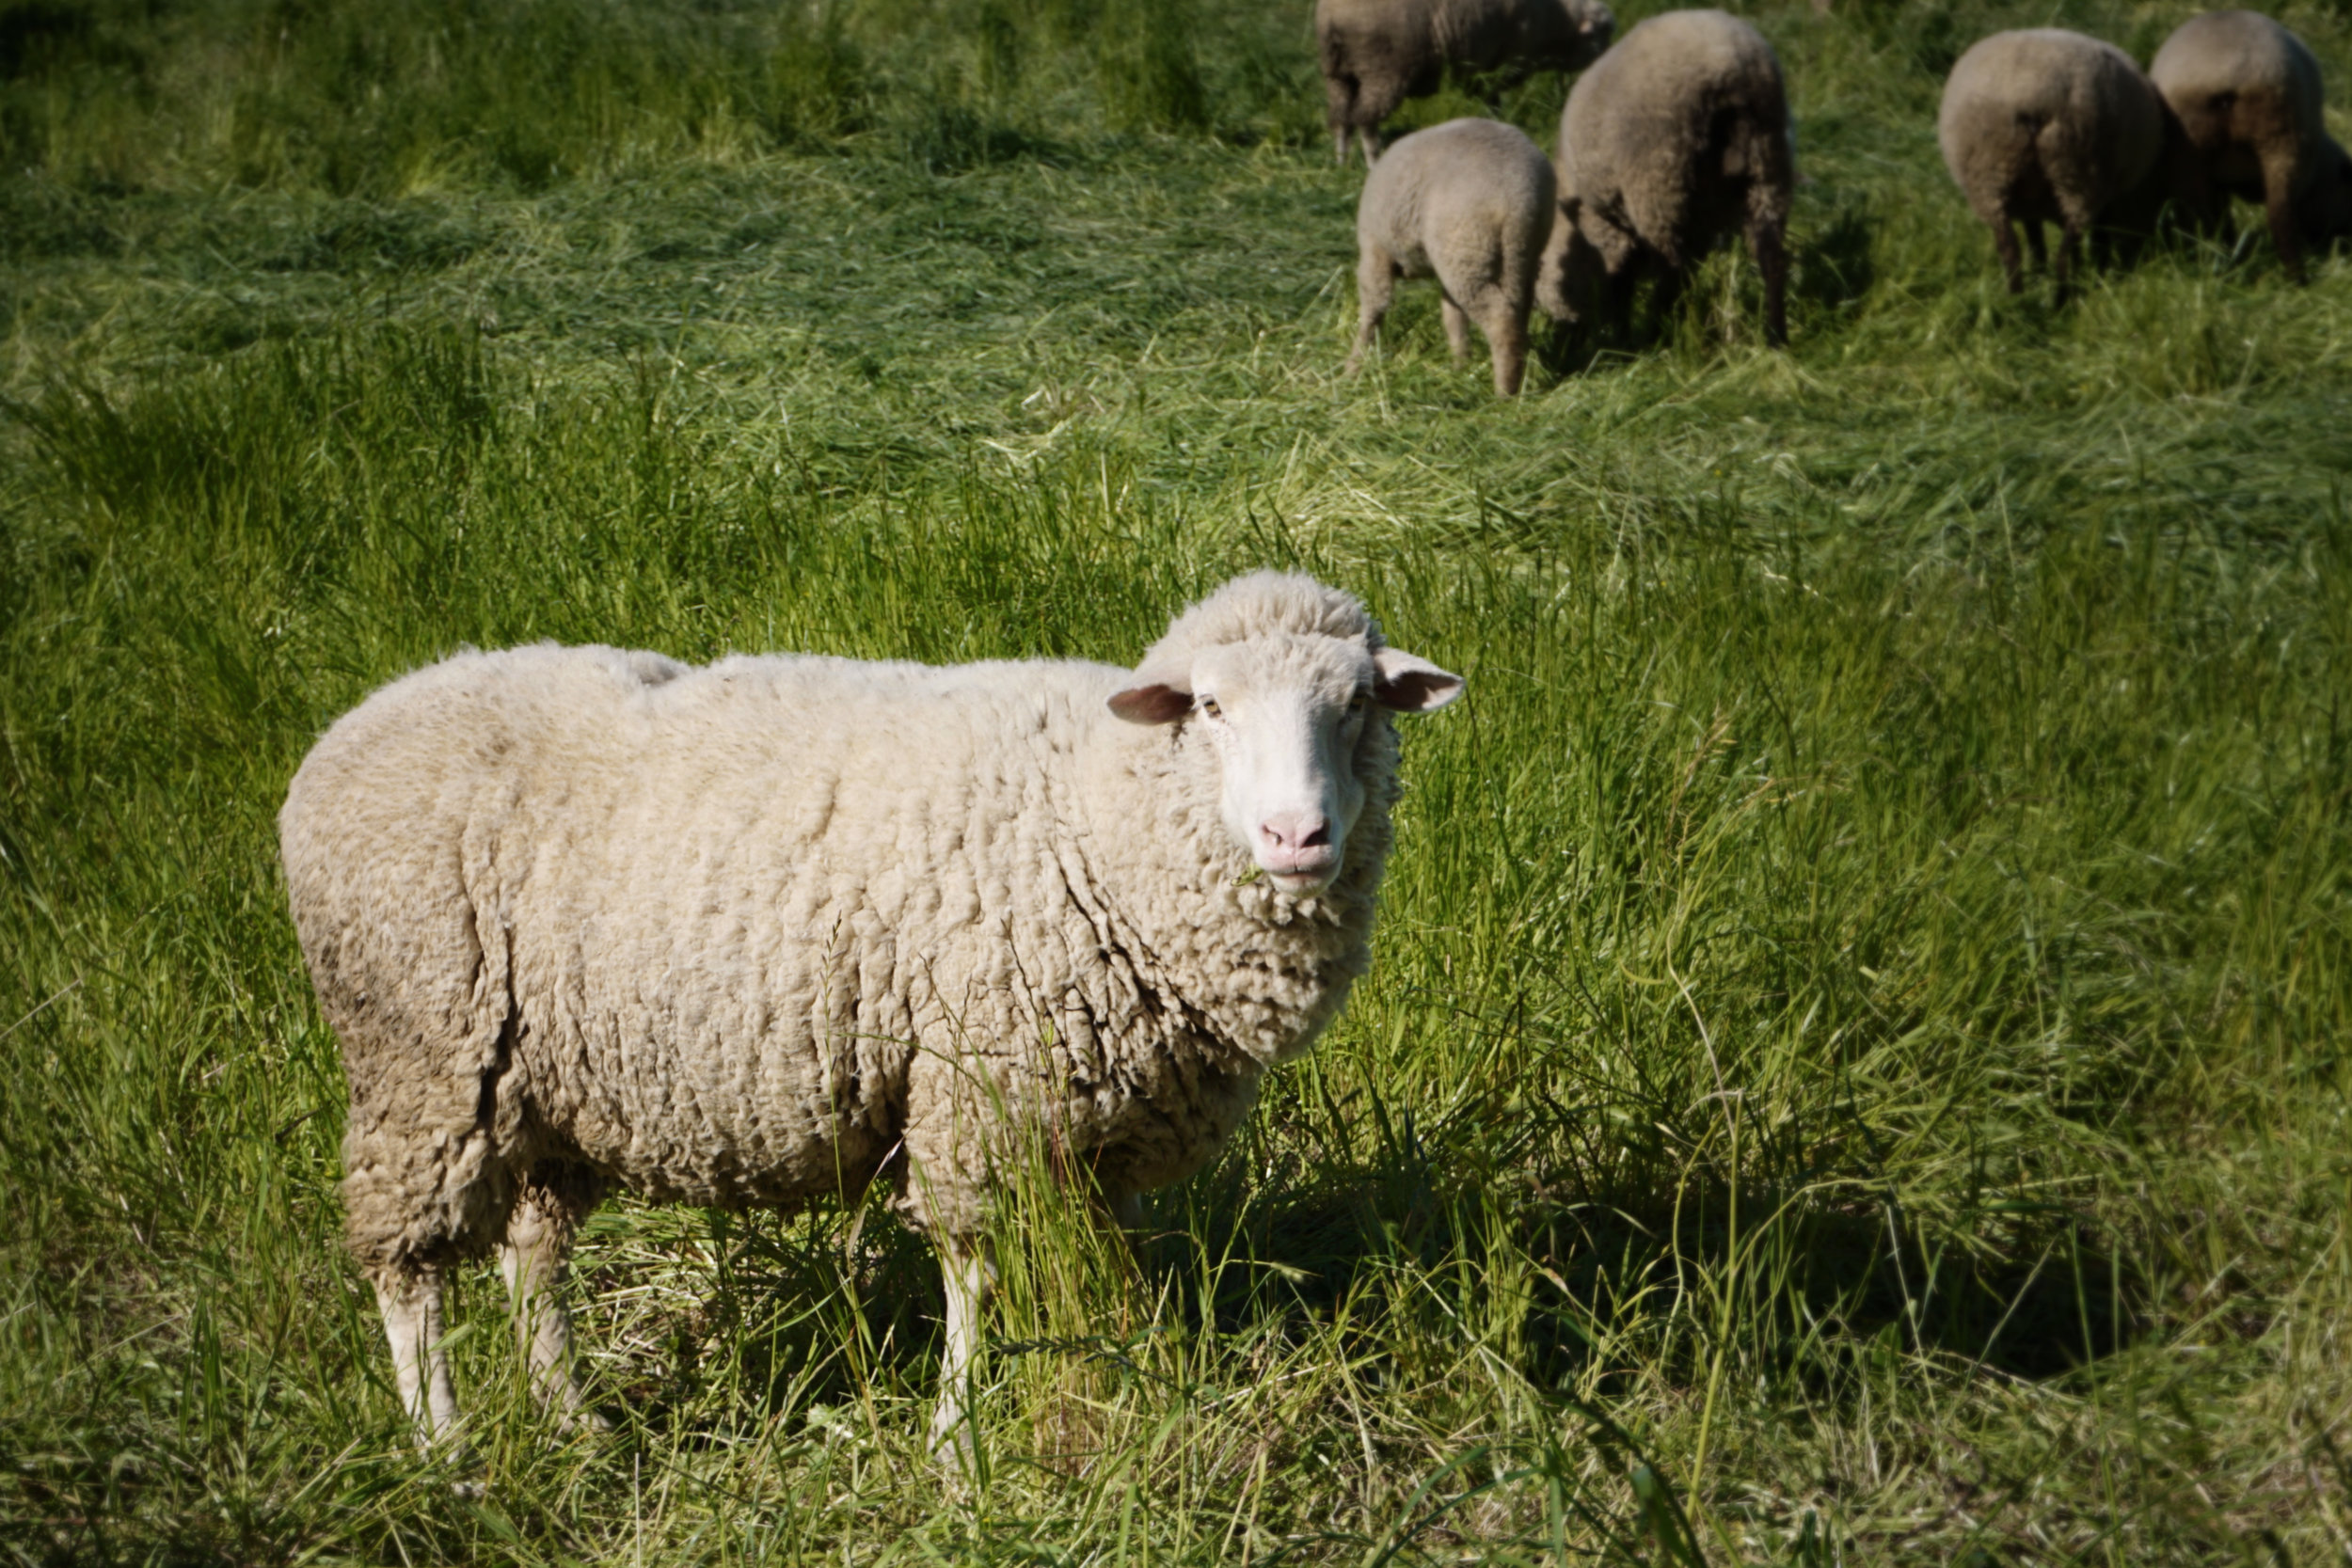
[5,0,2352,1560]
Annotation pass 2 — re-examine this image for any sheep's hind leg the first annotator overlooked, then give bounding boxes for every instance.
[1992,218,2025,293]
[1344,248,1396,376]
[2052,217,2083,305]
[2262,155,2305,282]
[1439,294,1472,365]
[930,1236,998,1464]
[375,1265,460,1447]
[1466,288,1529,396]
[1747,211,1788,347]
[500,1164,609,1433]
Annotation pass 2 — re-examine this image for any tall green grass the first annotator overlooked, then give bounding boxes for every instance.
[6,0,2352,1560]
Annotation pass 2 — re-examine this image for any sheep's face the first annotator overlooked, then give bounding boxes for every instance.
[1111,635,1462,898]
[1552,0,1613,68]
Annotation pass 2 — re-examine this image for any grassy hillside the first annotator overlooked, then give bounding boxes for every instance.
[5,0,2352,1560]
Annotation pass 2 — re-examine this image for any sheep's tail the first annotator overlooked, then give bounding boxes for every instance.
[1320,26,1360,150]
[1717,96,1794,217]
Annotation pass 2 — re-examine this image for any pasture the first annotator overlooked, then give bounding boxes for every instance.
[4,0,2352,1560]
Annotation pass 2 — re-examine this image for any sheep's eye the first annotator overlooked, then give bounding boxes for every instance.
[1198,697,1222,720]
[1348,692,1370,714]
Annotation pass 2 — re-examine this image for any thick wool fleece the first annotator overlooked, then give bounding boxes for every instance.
[1539,8,1793,344]
[1315,0,1613,166]
[2151,10,2352,279]
[1347,118,1559,396]
[1936,29,2169,297]
[281,575,1406,1274]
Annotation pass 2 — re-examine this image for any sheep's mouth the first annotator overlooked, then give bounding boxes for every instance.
[1265,861,1340,897]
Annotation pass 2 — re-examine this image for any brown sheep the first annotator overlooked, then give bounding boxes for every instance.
[2152,10,2352,281]
[1536,9,1794,348]
[1937,29,2169,303]
[1315,0,1613,167]
[1345,118,1558,395]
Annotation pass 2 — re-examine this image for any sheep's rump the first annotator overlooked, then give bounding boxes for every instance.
[1559,9,1790,267]
[282,644,1219,1259]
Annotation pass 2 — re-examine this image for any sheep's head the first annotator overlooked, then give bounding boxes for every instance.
[1549,0,1613,68]
[1108,574,1462,899]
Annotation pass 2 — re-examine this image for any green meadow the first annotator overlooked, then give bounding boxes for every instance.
[5,0,2352,1560]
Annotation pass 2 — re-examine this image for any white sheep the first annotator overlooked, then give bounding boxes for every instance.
[278,573,1463,1455]
[1345,118,1559,397]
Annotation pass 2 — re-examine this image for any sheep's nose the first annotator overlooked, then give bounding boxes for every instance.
[1262,815,1330,851]
[1258,815,1335,875]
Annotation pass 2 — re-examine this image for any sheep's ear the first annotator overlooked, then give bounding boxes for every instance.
[1372,649,1463,713]
[1109,681,1194,724]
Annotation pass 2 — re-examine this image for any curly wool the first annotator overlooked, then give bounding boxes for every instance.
[281,573,1408,1270]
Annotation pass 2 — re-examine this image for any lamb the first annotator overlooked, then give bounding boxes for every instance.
[1344,118,1558,396]
[2151,10,2352,282]
[278,573,1463,1457]
[1315,0,1613,167]
[1937,29,2170,303]
[1536,9,1794,348]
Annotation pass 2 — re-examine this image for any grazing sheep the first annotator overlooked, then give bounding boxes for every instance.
[1315,0,1613,167]
[1345,118,1558,396]
[2152,10,2352,281]
[1537,9,1795,348]
[1937,29,2170,302]
[279,573,1463,1457]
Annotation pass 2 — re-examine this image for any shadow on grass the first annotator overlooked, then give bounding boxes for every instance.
[1165,1148,2140,1389]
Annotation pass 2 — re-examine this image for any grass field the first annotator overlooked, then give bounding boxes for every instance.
[6,0,2352,1560]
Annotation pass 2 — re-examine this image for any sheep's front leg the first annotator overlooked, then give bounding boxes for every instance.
[930,1236,996,1461]
[375,1267,460,1446]
[500,1172,609,1433]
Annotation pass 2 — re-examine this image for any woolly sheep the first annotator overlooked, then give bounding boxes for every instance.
[1345,118,1558,397]
[1536,9,1794,348]
[279,573,1464,1456]
[1937,29,2170,303]
[2151,10,2352,281]
[1315,0,1613,167]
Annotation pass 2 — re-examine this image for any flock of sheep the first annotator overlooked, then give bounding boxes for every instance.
[276,3,2349,1469]
[1322,0,2352,393]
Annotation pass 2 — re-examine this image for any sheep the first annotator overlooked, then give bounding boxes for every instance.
[1344,118,1558,396]
[1937,29,2170,303]
[278,572,1464,1458]
[1536,9,1794,349]
[2151,10,2352,281]
[1315,0,1613,168]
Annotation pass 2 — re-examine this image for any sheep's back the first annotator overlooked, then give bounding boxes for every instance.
[1562,10,1787,246]
[284,645,1124,1209]
[1361,119,1554,268]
